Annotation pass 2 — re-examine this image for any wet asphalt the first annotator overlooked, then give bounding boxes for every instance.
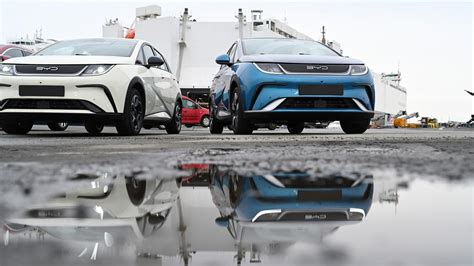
[0,126,472,178]
[0,126,473,266]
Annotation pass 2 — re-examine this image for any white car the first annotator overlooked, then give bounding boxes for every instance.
[0,38,182,135]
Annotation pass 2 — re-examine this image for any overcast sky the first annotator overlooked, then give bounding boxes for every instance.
[0,0,472,121]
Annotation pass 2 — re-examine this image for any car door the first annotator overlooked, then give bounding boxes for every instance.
[184,99,200,124]
[182,99,193,124]
[139,44,168,116]
[212,43,237,114]
[153,48,178,115]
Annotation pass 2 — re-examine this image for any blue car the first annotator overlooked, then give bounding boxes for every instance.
[211,169,373,226]
[210,166,374,264]
[209,38,375,134]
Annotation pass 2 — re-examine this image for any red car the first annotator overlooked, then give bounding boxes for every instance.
[0,45,32,62]
[182,96,210,127]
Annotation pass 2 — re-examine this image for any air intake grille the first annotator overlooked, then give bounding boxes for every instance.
[279,212,348,221]
[277,98,357,109]
[15,65,86,75]
[279,64,349,74]
[3,99,103,112]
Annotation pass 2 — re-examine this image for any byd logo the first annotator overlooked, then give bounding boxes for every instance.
[304,214,327,220]
[36,66,59,71]
[306,65,329,71]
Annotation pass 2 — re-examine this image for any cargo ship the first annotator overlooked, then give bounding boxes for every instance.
[103,5,407,122]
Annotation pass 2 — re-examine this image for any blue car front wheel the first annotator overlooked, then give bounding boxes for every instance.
[231,87,253,135]
[341,118,371,134]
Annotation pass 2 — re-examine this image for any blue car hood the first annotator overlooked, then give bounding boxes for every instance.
[239,54,364,65]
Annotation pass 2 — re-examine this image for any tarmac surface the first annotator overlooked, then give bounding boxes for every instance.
[0,125,472,177]
[0,126,473,266]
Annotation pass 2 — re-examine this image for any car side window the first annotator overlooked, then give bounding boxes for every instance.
[183,100,196,109]
[21,50,32,56]
[142,45,155,65]
[4,49,23,58]
[136,48,145,65]
[228,44,237,63]
[220,43,236,70]
[152,48,170,72]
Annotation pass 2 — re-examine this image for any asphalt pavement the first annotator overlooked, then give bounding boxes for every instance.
[0,126,473,266]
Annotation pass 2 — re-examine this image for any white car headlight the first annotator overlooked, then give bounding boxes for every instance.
[254,63,283,74]
[350,65,368,75]
[81,65,113,76]
[0,64,14,76]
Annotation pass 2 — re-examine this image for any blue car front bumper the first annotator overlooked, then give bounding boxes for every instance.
[234,175,373,223]
[236,64,375,122]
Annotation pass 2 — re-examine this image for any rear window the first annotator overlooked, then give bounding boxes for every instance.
[36,39,137,57]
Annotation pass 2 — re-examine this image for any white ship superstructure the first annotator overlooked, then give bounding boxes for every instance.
[7,30,56,52]
[103,5,407,116]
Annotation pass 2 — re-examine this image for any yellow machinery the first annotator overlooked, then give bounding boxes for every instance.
[421,117,439,128]
[393,112,419,128]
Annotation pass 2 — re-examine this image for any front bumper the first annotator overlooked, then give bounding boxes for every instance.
[0,112,124,124]
[234,63,376,123]
[0,66,133,116]
[244,110,374,123]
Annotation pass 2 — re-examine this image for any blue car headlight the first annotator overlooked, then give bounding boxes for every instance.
[350,65,368,75]
[81,65,114,76]
[254,63,283,74]
[0,64,14,76]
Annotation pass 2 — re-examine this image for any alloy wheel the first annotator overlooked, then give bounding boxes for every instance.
[174,104,182,131]
[231,91,239,129]
[130,94,143,131]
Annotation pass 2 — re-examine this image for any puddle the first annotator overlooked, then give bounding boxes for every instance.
[0,164,472,266]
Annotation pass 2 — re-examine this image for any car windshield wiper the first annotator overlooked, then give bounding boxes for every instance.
[74,53,90,56]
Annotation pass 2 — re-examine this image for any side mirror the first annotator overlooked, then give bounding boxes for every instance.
[215,216,230,227]
[215,54,231,66]
[0,55,10,62]
[147,56,164,67]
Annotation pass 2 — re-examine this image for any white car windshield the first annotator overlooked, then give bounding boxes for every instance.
[36,38,138,57]
[242,38,339,56]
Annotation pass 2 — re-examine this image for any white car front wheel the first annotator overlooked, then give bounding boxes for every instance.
[116,88,144,136]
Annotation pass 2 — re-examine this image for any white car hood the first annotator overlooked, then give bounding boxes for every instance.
[4,55,134,65]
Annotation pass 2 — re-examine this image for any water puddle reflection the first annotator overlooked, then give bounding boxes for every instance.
[1,164,472,265]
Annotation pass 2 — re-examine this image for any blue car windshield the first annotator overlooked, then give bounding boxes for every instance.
[242,39,339,56]
[36,39,138,57]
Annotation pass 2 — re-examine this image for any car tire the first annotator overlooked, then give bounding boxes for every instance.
[165,100,182,134]
[84,122,104,135]
[116,88,144,136]
[228,173,243,208]
[200,115,210,128]
[126,176,146,206]
[287,122,305,134]
[209,102,224,134]
[47,122,68,131]
[231,87,253,135]
[341,119,370,134]
[143,124,153,130]
[268,123,277,130]
[2,122,33,135]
